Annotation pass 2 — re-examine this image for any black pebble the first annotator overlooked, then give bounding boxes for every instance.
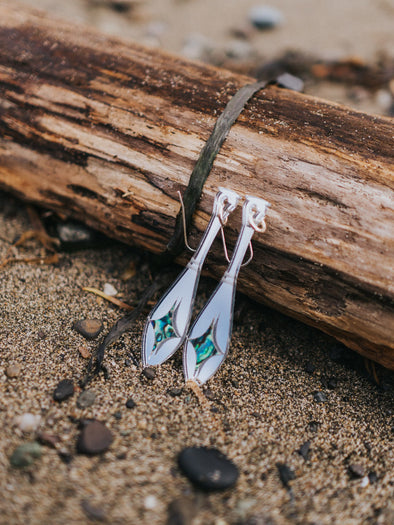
[113,411,122,420]
[276,463,295,488]
[313,391,327,403]
[308,421,320,432]
[125,398,136,409]
[298,441,311,460]
[53,379,74,402]
[304,362,316,374]
[142,367,156,380]
[178,447,239,491]
[368,471,378,484]
[168,387,183,397]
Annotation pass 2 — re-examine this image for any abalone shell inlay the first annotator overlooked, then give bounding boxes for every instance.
[190,322,218,370]
[151,304,178,353]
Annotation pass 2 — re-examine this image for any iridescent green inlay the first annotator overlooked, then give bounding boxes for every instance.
[151,304,178,353]
[190,323,217,370]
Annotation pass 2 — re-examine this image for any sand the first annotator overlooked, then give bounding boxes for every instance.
[1,1,394,524]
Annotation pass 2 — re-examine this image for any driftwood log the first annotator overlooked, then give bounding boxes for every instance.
[0,2,393,369]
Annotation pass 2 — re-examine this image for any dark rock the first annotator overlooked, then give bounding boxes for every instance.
[124,359,132,367]
[166,497,197,525]
[58,448,73,464]
[53,379,74,402]
[77,420,113,455]
[276,463,295,488]
[368,471,378,484]
[297,441,311,460]
[313,391,327,403]
[248,5,284,30]
[125,398,136,409]
[77,390,96,409]
[81,499,106,522]
[10,442,42,468]
[73,319,103,340]
[168,387,183,397]
[142,367,156,380]
[308,421,320,432]
[203,388,215,401]
[178,447,239,491]
[113,411,122,420]
[348,463,365,478]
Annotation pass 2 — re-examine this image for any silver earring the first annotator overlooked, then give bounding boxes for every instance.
[142,187,240,367]
[183,195,270,385]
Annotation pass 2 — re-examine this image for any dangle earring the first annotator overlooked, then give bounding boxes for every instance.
[183,195,270,385]
[142,187,240,368]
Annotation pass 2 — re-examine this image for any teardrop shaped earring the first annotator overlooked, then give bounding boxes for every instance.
[183,195,270,385]
[141,187,240,368]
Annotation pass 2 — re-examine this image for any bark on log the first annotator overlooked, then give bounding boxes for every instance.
[0,2,393,369]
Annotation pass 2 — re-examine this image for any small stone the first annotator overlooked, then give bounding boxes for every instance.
[77,420,113,455]
[181,33,213,61]
[58,447,73,464]
[178,447,239,491]
[53,379,74,402]
[276,73,304,92]
[313,391,327,403]
[142,367,156,380]
[360,476,370,488]
[77,390,96,409]
[368,471,378,484]
[81,499,106,522]
[348,463,365,478]
[225,39,253,60]
[166,497,196,525]
[73,319,103,340]
[103,283,118,296]
[10,442,42,468]
[37,431,61,448]
[276,463,295,488]
[125,398,136,409]
[248,5,284,30]
[203,388,215,401]
[14,413,42,433]
[5,364,21,378]
[124,359,132,367]
[78,346,91,359]
[297,441,310,460]
[327,377,337,389]
[168,387,183,397]
[144,495,158,510]
[56,221,97,246]
[113,411,122,420]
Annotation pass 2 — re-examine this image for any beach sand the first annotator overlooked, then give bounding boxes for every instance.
[1,1,393,523]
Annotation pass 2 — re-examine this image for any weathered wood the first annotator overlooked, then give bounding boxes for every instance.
[0,2,393,369]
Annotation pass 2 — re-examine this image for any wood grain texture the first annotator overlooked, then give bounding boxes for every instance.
[0,2,393,368]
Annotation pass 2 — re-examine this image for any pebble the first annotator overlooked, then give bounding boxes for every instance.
[276,72,304,92]
[73,319,103,340]
[167,497,196,525]
[81,499,106,522]
[142,367,156,380]
[178,447,239,491]
[14,413,42,433]
[276,463,295,488]
[298,441,311,460]
[10,442,42,468]
[144,495,158,510]
[77,420,113,455]
[103,283,118,296]
[225,39,253,60]
[5,364,21,378]
[77,390,96,409]
[348,463,365,478]
[78,346,91,359]
[37,431,61,448]
[248,5,284,30]
[56,221,97,247]
[368,471,378,484]
[181,33,212,61]
[313,391,327,403]
[53,379,74,402]
[167,387,183,397]
[125,398,136,409]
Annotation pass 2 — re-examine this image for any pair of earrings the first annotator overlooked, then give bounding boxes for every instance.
[141,188,270,385]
